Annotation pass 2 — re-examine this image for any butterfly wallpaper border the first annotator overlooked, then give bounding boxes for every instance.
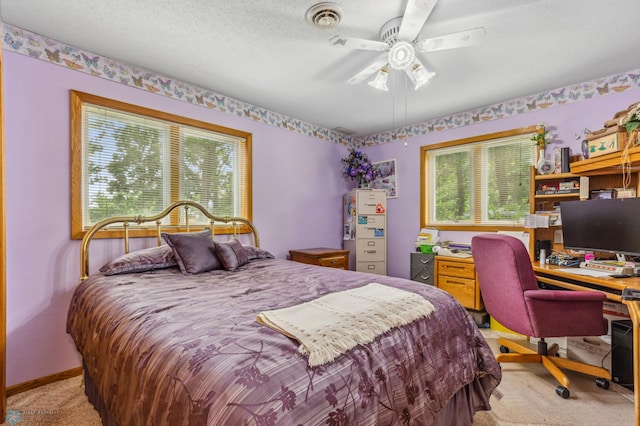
[3,22,640,149]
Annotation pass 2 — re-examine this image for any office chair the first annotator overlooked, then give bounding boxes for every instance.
[471,233,611,398]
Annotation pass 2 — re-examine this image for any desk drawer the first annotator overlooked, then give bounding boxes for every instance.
[438,276,477,308]
[437,260,475,279]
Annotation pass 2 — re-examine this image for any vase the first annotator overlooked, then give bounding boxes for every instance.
[536,148,553,175]
[358,180,370,189]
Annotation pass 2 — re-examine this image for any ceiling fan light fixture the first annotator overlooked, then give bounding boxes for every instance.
[388,41,415,70]
[412,63,436,90]
[368,67,390,91]
[305,3,343,29]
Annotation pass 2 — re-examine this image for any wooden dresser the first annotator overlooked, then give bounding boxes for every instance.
[434,256,484,311]
[289,248,349,270]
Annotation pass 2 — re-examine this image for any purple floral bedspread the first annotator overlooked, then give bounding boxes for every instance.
[67,258,501,425]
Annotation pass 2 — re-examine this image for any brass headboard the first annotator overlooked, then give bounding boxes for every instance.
[81,200,259,280]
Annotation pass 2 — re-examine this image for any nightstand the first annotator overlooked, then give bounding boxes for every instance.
[289,248,349,270]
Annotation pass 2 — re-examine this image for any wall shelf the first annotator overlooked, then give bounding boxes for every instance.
[570,145,640,175]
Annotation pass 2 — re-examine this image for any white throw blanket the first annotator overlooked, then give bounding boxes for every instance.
[256,283,435,367]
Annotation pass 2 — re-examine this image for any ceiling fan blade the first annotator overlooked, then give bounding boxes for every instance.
[347,54,389,85]
[414,27,486,52]
[329,35,389,51]
[398,0,438,42]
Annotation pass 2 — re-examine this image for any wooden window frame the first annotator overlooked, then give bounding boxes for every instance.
[70,90,252,240]
[420,125,537,232]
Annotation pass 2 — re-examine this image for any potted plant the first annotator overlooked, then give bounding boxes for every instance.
[531,124,554,174]
[619,103,640,146]
[341,148,378,188]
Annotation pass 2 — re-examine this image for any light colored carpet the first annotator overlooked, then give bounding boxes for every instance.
[476,329,635,426]
[1,328,635,425]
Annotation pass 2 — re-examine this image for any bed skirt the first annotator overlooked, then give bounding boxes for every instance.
[82,365,492,425]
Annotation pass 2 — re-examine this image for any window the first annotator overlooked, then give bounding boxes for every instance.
[71,91,252,239]
[420,127,536,228]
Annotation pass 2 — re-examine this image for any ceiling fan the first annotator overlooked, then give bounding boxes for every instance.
[329,0,486,91]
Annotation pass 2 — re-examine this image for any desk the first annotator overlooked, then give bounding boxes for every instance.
[533,264,640,425]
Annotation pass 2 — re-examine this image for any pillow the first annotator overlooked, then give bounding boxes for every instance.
[100,245,177,276]
[215,239,251,271]
[162,229,222,274]
[244,244,275,261]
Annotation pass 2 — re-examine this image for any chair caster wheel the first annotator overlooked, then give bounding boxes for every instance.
[556,386,570,399]
[595,378,609,389]
[499,345,510,353]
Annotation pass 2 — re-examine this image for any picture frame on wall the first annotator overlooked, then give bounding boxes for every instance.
[371,159,398,198]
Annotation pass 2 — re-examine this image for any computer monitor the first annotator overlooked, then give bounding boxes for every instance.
[559,197,640,258]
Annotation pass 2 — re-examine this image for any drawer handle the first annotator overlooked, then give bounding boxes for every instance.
[330,260,337,264]
[364,250,377,254]
[446,280,467,286]
[445,265,466,270]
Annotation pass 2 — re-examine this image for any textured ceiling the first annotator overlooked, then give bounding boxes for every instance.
[2,0,640,137]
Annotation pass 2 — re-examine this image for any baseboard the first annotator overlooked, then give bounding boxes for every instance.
[6,367,83,397]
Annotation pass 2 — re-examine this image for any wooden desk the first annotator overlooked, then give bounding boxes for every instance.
[533,264,640,425]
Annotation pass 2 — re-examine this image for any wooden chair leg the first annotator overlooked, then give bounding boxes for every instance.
[498,337,537,355]
[541,356,571,388]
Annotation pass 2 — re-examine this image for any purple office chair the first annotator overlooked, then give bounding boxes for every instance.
[471,233,611,398]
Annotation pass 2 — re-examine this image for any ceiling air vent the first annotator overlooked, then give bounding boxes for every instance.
[305,3,343,29]
[332,127,356,135]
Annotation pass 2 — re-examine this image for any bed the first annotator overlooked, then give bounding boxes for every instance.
[67,200,501,425]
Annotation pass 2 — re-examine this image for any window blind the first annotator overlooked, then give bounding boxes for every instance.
[427,132,534,225]
[80,102,248,229]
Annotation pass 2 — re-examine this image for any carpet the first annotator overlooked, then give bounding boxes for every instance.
[1,329,635,425]
[475,329,635,426]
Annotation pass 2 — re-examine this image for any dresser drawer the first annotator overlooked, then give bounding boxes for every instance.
[437,275,477,308]
[317,255,346,268]
[289,248,349,270]
[437,260,475,279]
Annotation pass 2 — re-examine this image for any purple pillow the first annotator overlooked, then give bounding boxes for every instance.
[244,244,275,261]
[215,239,251,271]
[162,229,222,274]
[100,245,177,276]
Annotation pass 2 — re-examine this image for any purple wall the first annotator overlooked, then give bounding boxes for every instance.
[4,46,640,387]
[367,89,640,278]
[3,51,351,386]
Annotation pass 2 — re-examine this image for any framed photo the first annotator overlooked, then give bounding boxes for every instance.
[371,159,398,198]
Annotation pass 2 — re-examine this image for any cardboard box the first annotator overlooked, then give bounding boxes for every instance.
[586,126,628,158]
[530,336,567,352]
[603,301,630,335]
[567,335,611,371]
[566,301,629,372]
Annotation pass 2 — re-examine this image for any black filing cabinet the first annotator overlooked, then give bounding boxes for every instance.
[410,252,435,285]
